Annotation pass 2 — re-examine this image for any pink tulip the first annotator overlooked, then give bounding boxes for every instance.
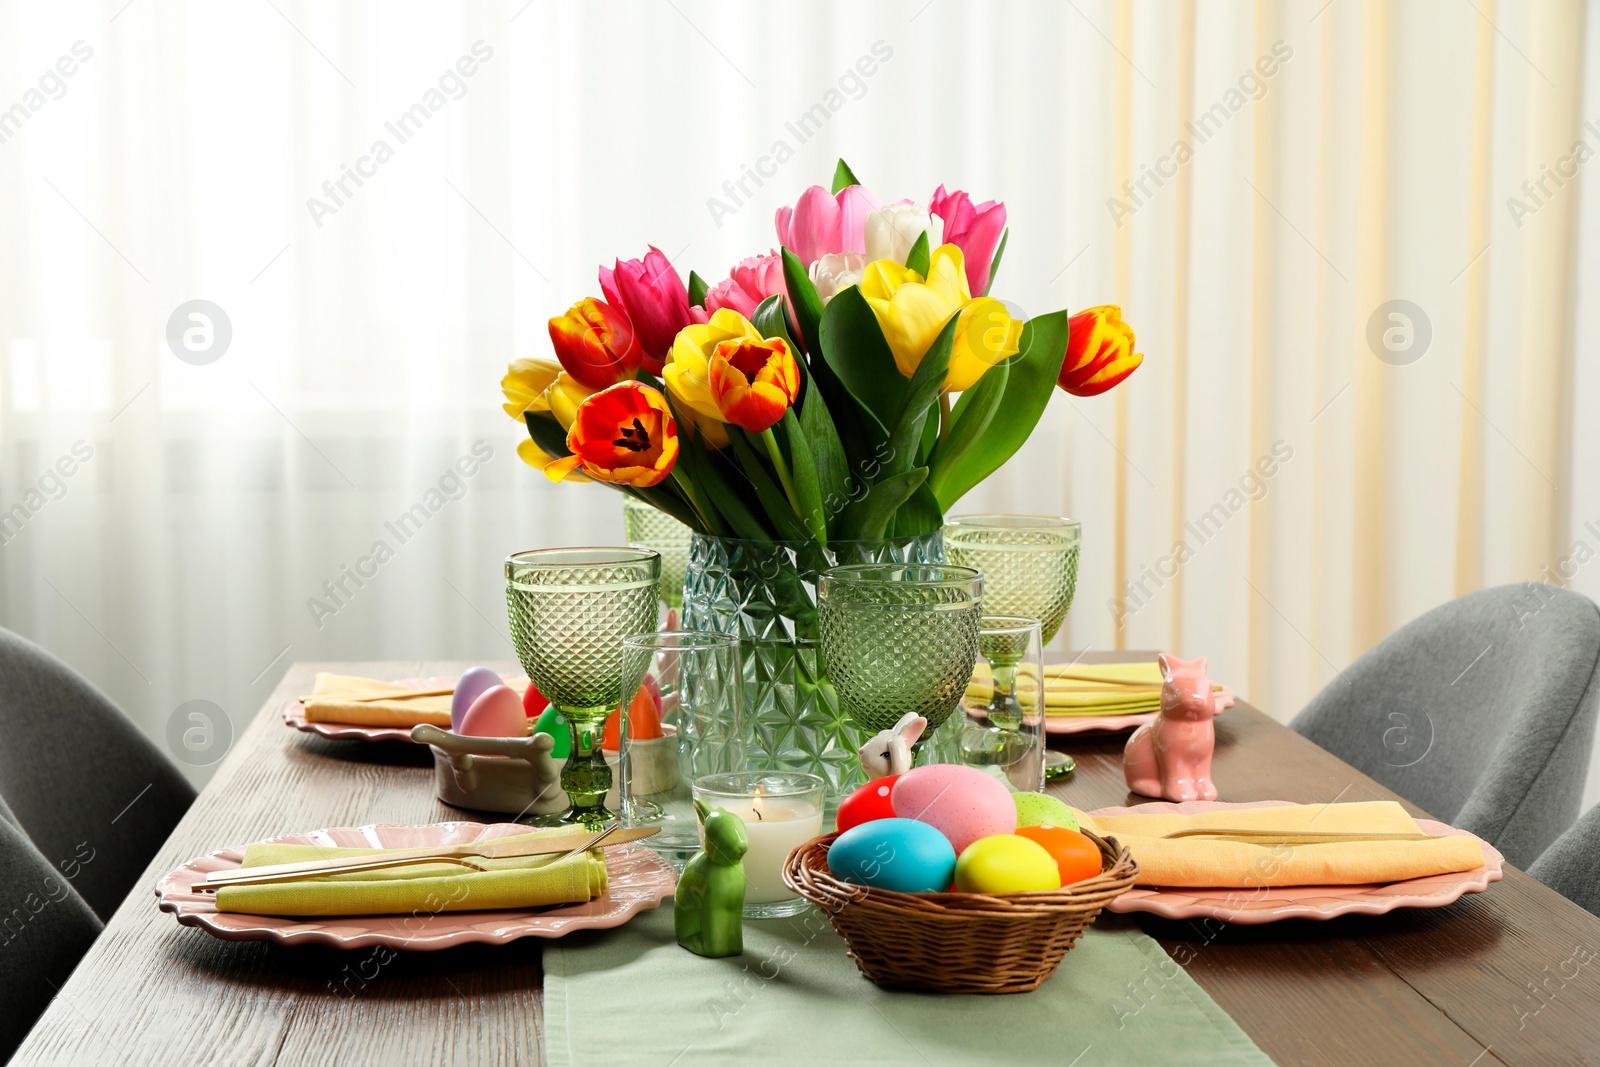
[689,251,786,323]
[599,245,691,375]
[774,184,880,266]
[929,184,1007,296]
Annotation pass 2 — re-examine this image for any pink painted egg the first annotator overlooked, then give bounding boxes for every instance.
[890,764,1016,854]
[457,684,528,738]
[451,666,504,731]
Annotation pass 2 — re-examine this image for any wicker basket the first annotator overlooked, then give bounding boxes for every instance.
[782,828,1139,994]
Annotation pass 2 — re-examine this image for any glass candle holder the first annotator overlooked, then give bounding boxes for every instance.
[505,547,660,825]
[943,515,1081,645]
[610,630,745,867]
[692,770,825,918]
[960,615,1046,792]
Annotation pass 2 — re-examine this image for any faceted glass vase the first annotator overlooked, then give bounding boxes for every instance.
[680,532,945,802]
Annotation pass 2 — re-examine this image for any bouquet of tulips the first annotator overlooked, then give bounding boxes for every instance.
[501,160,1142,543]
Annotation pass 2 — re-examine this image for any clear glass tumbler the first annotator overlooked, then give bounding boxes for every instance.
[961,615,1046,792]
[692,770,825,919]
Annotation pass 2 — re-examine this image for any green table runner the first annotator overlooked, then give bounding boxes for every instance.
[544,905,1270,1066]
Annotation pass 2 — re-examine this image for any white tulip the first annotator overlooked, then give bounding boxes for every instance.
[809,252,866,305]
[863,202,944,266]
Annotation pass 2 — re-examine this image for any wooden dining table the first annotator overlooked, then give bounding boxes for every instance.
[13,654,1600,1065]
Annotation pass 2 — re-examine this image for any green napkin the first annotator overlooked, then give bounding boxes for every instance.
[544,906,1271,1066]
[214,832,607,917]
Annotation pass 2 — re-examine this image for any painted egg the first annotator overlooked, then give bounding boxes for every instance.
[1013,792,1079,831]
[891,764,1016,854]
[827,819,956,894]
[532,706,570,758]
[1015,825,1103,886]
[451,666,504,732]
[522,681,550,718]
[954,834,1062,894]
[457,685,528,738]
[836,775,900,833]
[601,684,665,750]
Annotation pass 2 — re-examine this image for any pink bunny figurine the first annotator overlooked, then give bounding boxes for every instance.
[1123,654,1218,802]
[858,712,927,778]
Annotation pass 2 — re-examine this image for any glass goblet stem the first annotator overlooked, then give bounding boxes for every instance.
[558,704,614,824]
[985,656,1026,731]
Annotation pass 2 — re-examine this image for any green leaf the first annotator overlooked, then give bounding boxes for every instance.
[728,427,809,541]
[929,311,1068,511]
[905,231,930,276]
[791,356,850,532]
[780,247,822,356]
[818,285,904,437]
[831,159,862,194]
[881,312,957,480]
[838,467,929,540]
[688,270,709,308]
[889,479,944,537]
[523,410,570,460]
[928,359,1008,498]
[750,294,797,349]
[781,409,826,542]
[982,229,1008,297]
[662,393,768,541]
[916,402,939,465]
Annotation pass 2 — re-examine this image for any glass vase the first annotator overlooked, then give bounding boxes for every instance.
[680,531,944,804]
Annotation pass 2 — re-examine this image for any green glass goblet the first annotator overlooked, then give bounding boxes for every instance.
[943,515,1081,644]
[622,495,692,614]
[817,564,983,769]
[505,547,661,825]
[960,615,1046,791]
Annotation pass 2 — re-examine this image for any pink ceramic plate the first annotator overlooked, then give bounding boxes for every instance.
[1044,686,1235,735]
[1089,800,1503,924]
[283,675,462,744]
[156,822,677,950]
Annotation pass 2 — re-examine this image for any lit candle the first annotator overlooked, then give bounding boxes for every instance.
[693,772,825,918]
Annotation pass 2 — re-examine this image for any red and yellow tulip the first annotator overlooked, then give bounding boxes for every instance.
[547,297,641,389]
[1057,305,1142,396]
[545,381,679,487]
[706,335,799,434]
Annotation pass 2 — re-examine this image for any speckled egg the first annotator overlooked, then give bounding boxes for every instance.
[827,818,956,894]
[954,834,1062,893]
[890,764,1016,854]
[451,666,504,732]
[836,775,900,833]
[1013,792,1079,831]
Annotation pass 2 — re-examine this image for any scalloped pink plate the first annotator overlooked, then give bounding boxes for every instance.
[283,675,500,744]
[1044,686,1235,735]
[1089,800,1502,924]
[156,822,677,950]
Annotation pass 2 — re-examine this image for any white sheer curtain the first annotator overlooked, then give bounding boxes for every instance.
[3,0,1599,805]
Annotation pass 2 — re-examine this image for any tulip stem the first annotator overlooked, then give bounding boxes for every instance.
[938,393,953,443]
[760,428,803,516]
[670,469,721,535]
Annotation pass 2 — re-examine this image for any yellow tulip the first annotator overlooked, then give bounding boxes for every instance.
[859,244,1022,391]
[501,358,562,420]
[517,438,587,481]
[544,373,595,430]
[663,309,757,449]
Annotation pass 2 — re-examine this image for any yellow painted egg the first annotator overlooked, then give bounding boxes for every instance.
[953,834,1062,894]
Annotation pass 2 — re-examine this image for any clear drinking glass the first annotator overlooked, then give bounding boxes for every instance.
[692,770,825,919]
[943,515,1081,644]
[817,563,983,763]
[622,495,693,616]
[960,615,1046,792]
[611,630,744,866]
[505,547,660,825]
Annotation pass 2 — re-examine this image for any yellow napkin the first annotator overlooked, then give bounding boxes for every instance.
[967,662,1220,716]
[1076,801,1485,887]
[300,672,458,728]
[214,831,608,916]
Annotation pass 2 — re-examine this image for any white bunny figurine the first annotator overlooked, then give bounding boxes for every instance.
[857,712,928,778]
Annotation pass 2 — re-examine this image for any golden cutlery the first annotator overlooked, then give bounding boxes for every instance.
[194,826,657,891]
[1161,828,1439,844]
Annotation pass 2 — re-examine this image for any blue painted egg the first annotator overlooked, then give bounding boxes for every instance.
[826,818,956,894]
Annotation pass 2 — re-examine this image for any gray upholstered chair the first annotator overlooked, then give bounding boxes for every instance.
[1291,583,1600,869]
[0,813,103,1060]
[0,627,195,920]
[1529,802,1600,916]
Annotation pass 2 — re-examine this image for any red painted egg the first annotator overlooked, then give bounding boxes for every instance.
[836,775,901,833]
[522,681,550,718]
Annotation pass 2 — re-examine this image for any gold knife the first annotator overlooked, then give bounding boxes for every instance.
[194,826,658,891]
[1161,828,1439,844]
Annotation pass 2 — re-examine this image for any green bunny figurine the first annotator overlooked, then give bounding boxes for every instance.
[675,800,749,958]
